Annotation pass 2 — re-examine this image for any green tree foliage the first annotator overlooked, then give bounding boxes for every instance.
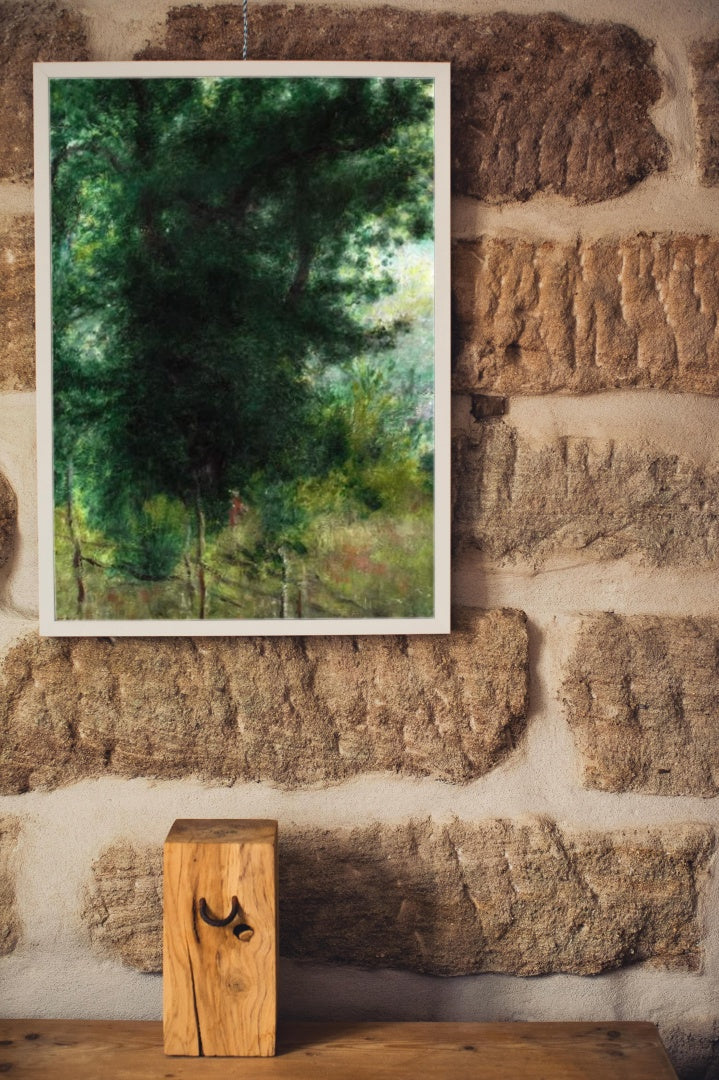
[50,75,435,618]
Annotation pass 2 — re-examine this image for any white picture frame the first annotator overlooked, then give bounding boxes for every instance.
[34,60,450,636]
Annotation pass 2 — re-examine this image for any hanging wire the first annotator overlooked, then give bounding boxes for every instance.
[243,0,248,59]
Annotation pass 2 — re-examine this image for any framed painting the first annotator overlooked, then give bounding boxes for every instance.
[34,61,450,636]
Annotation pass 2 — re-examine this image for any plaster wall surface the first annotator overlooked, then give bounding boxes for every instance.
[1,0,719,1075]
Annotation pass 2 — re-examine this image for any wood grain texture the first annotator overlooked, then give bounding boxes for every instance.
[163,819,277,1056]
[0,1020,678,1078]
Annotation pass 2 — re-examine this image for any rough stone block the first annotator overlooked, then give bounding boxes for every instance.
[84,818,714,976]
[453,236,719,395]
[0,216,35,391]
[564,614,719,796]
[0,609,528,794]
[82,841,160,973]
[691,39,719,186]
[453,423,719,568]
[0,817,20,956]
[0,2,88,181]
[0,469,16,571]
[139,6,668,205]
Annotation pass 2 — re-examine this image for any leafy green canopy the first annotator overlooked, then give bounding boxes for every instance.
[51,76,434,580]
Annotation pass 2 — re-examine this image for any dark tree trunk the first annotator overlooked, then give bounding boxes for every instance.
[194,485,207,620]
[65,464,86,615]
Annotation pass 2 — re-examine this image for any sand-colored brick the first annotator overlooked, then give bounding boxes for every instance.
[139,6,668,205]
[84,818,714,976]
[564,614,719,796]
[0,2,88,181]
[454,423,719,568]
[691,38,719,186]
[0,609,528,793]
[453,236,719,395]
[0,216,35,391]
[0,469,16,571]
[0,817,20,956]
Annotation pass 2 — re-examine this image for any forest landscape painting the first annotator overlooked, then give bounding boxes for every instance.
[35,62,450,635]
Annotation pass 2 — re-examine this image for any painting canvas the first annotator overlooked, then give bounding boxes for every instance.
[34,61,450,636]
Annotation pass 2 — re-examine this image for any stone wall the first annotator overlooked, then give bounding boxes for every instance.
[1,1,719,1077]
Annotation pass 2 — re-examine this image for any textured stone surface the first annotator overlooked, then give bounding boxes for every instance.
[564,615,719,796]
[453,423,719,568]
[82,842,161,973]
[0,469,16,571]
[0,2,88,181]
[84,818,714,976]
[139,6,668,205]
[453,236,719,395]
[691,39,719,187]
[0,609,528,794]
[0,216,35,391]
[0,817,20,956]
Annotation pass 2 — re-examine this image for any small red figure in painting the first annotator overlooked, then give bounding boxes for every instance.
[229,491,248,527]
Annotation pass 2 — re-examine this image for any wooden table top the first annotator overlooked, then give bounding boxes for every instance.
[0,1019,679,1078]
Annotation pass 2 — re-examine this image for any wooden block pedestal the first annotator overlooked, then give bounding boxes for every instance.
[163,818,278,1057]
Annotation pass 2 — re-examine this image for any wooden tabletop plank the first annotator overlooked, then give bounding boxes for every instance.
[0,1019,679,1078]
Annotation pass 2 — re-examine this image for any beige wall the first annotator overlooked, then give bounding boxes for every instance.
[1,1,719,1076]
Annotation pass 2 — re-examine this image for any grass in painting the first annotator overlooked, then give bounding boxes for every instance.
[50,76,435,620]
